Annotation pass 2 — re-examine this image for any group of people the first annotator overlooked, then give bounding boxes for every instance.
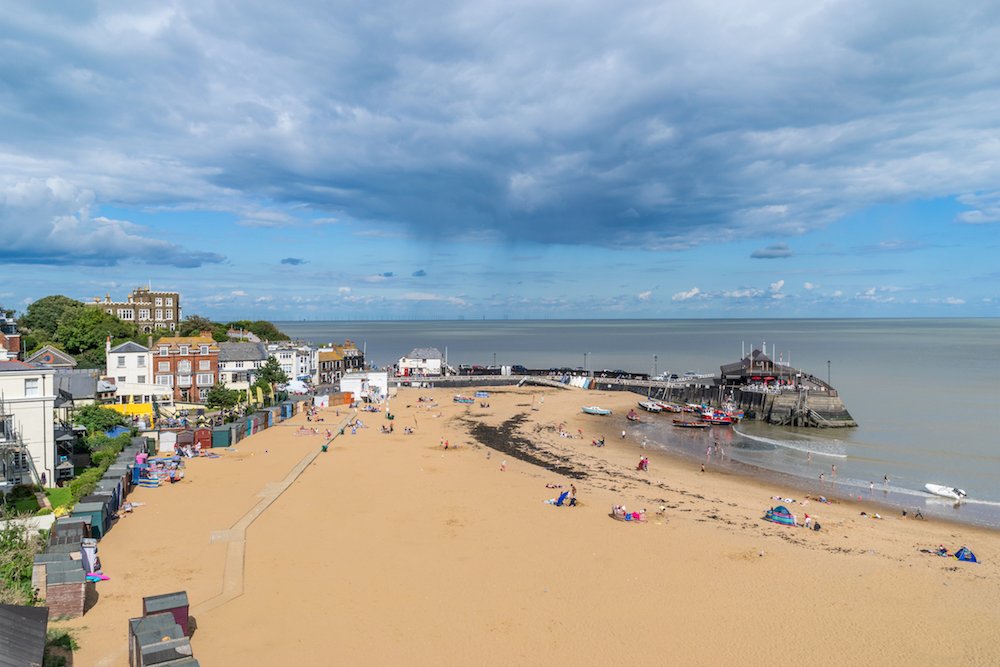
[636,456,649,471]
[611,505,646,521]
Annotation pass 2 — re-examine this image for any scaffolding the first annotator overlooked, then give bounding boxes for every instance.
[0,394,42,487]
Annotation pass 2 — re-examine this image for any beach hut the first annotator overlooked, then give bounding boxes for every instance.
[194,427,212,450]
[0,605,49,667]
[211,425,232,448]
[176,430,194,450]
[142,591,191,636]
[129,612,184,667]
[45,565,87,618]
[253,411,270,431]
[159,430,177,454]
[72,501,111,539]
[280,401,293,419]
[763,506,797,526]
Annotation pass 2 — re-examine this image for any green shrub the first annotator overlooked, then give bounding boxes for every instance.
[9,484,36,500]
[36,508,53,516]
[46,629,79,651]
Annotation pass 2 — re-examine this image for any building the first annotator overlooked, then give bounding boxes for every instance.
[315,341,364,385]
[25,345,78,369]
[0,315,21,360]
[152,333,219,403]
[268,342,316,383]
[218,341,269,392]
[89,286,181,333]
[103,339,172,406]
[339,371,389,403]
[398,347,443,376]
[0,360,56,487]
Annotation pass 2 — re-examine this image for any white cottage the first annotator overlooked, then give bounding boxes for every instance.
[340,371,390,403]
[397,348,443,377]
[0,360,56,487]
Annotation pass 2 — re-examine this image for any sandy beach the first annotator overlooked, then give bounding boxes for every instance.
[58,386,1000,666]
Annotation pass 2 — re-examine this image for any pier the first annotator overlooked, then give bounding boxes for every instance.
[390,348,856,428]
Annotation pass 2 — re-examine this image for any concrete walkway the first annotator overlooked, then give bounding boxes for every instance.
[193,411,355,615]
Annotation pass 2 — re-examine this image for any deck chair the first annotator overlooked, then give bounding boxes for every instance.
[554,491,570,506]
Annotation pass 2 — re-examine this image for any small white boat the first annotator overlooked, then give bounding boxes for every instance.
[925,483,967,500]
[638,401,663,413]
[581,406,612,416]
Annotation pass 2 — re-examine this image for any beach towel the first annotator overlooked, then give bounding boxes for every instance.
[554,491,569,507]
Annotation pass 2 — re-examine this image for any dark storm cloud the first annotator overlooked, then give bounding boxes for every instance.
[4,0,1000,254]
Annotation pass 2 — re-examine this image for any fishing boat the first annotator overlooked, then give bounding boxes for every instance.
[638,401,663,413]
[626,409,641,422]
[654,401,683,413]
[672,419,710,429]
[581,406,612,416]
[701,411,733,425]
[924,483,967,500]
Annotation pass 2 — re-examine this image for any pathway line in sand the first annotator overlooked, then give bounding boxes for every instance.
[193,411,356,616]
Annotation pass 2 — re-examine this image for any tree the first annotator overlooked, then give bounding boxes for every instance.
[177,315,217,338]
[53,306,140,356]
[227,320,290,341]
[0,304,14,318]
[256,356,289,386]
[73,405,126,434]
[18,295,83,338]
[205,383,241,410]
[0,511,45,605]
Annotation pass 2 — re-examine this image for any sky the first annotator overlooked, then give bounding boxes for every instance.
[2,1,999,320]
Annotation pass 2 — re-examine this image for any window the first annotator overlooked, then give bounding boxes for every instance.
[179,346,189,355]
[177,360,192,373]
[156,375,174,387]
[166,309,173,320]
[137,356,146,367]
[155,297,163,306]
[137,375,146,384]
[24,378,40,396]
[177,375,192,387]
[166,297,174,306]
[199,345,209,355]
[169,323,175,331]
[235,361,244,369]
[117,308,134,320]
[117,376,126,383]
[196,373,214,386]
[155,309,163,320]
[199,388,208,401]
[159,346,169,356]
[158,361,169,372]
[199,360,210,370]
[117,355,126,367]
[138,309,150,319]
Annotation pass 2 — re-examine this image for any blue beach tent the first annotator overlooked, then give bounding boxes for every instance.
[764,506,796,526]
[554,491,569,507]
[955,547,978,563]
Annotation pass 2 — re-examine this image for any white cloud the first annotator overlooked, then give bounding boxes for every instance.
[672,287,701,301]
[769,280,785,293]
[231,290,248,297]
[337,287,352,295]
[637,290,652,301]
[943,296,965,305]
[803,282,816,290]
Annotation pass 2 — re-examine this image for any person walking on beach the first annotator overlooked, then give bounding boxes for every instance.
[500,459,506,472]
[831,464,837,477]
[621,429,626,439]
[884,474,889,489]
[819,473,825,482]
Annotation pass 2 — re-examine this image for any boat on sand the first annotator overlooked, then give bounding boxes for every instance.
[581,406,612,416]
[638,401,663,413]
[925,483,967,500]
[672,419,710,429]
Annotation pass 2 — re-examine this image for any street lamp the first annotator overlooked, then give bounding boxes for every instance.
[827,360,831,386]
[653,354,658,377]
[584,352,589,372]
[493,352,497,368]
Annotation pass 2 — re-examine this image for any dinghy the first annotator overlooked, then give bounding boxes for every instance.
[924,483,967,500]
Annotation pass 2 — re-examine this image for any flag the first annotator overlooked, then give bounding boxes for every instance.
[256,386,264,404]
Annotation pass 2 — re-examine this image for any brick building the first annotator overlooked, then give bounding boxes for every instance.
[152,333,218,403]
[90,286,181,334]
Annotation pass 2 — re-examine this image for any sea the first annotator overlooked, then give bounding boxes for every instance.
[276,318,1000,528]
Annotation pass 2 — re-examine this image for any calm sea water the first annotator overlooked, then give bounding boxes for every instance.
[277,319,1000,527]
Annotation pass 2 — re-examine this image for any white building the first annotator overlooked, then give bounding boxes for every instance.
[104,340,172,405]
[268,343,315,383]
[339,371,389,403]
[0,360,56,488]
[398,348,443,377]
[219,341,269,392]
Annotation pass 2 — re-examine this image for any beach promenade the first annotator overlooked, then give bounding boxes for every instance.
[58,387,1000,666]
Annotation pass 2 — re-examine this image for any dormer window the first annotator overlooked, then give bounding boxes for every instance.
[179,346,189,355]
[159,346,169,356]
[200,345,209,355]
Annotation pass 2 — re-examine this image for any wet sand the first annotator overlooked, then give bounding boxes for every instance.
[58,386,1000,666]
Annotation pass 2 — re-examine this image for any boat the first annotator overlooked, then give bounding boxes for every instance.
[925,483,967,500]
[626,409,641,422]
[701,411,733,425]
[672,419,710,429]
[654,401,683,413]
[581,406,612,416]
[638,400,663,413]
[453,395,475,404]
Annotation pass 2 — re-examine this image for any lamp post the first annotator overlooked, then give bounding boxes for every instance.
[584,352,589,372]
[493,352,497,368]
[653,354,658,378]
[827,360,831,387]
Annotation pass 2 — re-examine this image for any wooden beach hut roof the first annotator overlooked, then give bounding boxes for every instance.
[0,604,49,667]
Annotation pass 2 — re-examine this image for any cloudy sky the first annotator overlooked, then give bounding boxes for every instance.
[2,1,999,319]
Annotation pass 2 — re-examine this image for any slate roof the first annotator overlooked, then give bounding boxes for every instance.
[406,347,443,360]
[0,604,48,667]
[24,345,77,368]
[109,341,149,354]
[53,369,100,400]
[0,360,34,372]
[218,341,268,362]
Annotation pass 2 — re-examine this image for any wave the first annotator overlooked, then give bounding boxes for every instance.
[733,426,847,458]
